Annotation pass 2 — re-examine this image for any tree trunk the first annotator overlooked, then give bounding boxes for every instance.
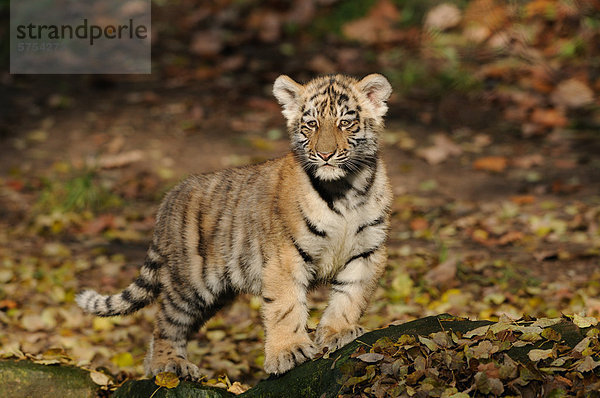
[2,315,595,398]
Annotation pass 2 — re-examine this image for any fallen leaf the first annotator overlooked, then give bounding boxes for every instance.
[417,134,462,165]
[512,154,544,169]
[89,370,111,386]
[572,314,599,328]
[534,250,559,262]
[464,325,490,338]
[155,372,180,389]
[551,79,594,108]
[528,349,554,362]
[418,336,439,351]
[477,362,500,378]
[473,156,507,172]
[190,30,223,57]
[574,337,590,353]
[531,318,562,328]
[424,3,462,31]
[498,231,524,245]
[471,340,495,359]
[98,150,144,169]
[541,328,562,342]
[357,352,385,363]
[410,217,428,231]
[551,180,582,194]
[0,299,17,310]
[424,257,458,287]
[510,195,536,205]
[111,352,134,367]
[342,0,401,44]
[227,381,250,394]
[530,108,568,128]
[576,355,600,372]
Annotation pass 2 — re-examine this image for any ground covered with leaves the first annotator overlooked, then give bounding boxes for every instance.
[339,315,600,397]
[1,0,600,392]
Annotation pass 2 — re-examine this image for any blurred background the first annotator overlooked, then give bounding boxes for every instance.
[0,0,599,388]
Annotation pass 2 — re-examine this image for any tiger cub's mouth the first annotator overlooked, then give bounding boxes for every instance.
[314,162,346,181]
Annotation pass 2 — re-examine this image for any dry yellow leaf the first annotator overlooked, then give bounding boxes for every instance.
[155,371,180,389]
[573,314,599,328]
[227,381,250,395]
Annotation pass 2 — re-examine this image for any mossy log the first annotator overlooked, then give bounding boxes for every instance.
[0,359,99,398]
[1,315,595,398]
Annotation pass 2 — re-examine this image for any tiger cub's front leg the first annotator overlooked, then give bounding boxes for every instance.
[316,248,387,353]
[261,245,318,374]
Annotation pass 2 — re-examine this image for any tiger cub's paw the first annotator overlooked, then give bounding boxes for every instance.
[147,357,202,380]
[264,340,318,375]
[315,325,365,354]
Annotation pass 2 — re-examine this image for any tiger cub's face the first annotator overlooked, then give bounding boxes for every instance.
[273,74,392,181]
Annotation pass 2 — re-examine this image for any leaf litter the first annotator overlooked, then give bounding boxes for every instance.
[339,317,600,397]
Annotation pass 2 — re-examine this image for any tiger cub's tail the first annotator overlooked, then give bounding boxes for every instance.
[76,245,163,317]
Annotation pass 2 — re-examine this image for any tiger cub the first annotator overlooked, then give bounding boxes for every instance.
[77,74,393,377]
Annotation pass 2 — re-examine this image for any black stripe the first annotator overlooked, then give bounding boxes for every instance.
[227,175,247,279]
[121,289,146,313]
[164,292,198,317]
[293,241,313,264]
[342,312,350,324]
[194,288,237,328]
[276,305,294,324]
[344,247,378,267]
[149,242,165,258]
[332,279,353,286]
[263,296,274,303]
[304,216,327,237]
[197,207,206,259]
[354,160,378,196]
[105,295,114,312]
[144,258,162,270]
[210,176,234,242]
[134,276,159,293]
[237,233,252,282]
[332,286,352,299]
[192,290,207,309]
[306,171,351,214]
[337,94,349,105]
[357,216,385,234]
[162,304,193,328]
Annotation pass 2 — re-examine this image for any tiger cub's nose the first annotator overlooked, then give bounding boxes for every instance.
[317,151,335,161]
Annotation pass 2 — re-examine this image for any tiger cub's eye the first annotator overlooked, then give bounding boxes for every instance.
[339,119,352,127]
[307,120,318,128]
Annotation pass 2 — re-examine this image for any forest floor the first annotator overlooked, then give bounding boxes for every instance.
[1,73,599,387]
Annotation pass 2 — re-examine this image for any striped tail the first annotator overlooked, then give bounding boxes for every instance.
[76,245,163,317]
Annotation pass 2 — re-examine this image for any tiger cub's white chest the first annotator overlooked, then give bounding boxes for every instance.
[302,205,387,281]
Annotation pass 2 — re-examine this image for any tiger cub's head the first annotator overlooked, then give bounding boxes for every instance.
[273,74,392,181]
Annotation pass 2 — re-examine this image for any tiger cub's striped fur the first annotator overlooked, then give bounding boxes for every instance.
[77,74,393,377]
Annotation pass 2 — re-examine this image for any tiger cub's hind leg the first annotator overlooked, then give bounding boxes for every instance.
[144,290,236,379]
[145,295,203,379]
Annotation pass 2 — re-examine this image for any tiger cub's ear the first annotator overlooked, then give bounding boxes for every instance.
[273,75,305,120]
[357,74,392,118]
